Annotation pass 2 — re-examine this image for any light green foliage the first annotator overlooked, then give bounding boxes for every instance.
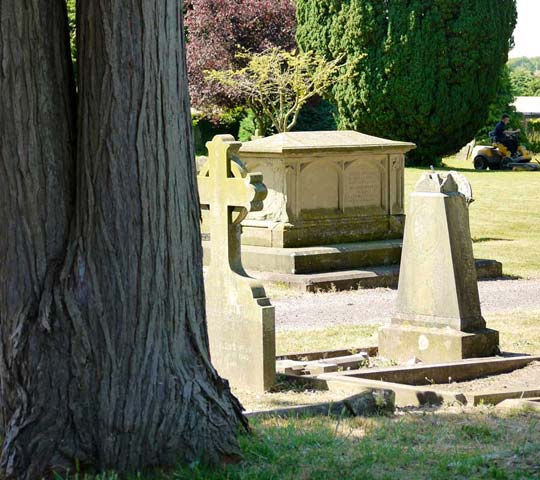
[297,0,517,165]
[510,68,536,95]
[505,57,540,97]
[528,118,540,132]
[527,77,540,97]
[238,109,257,141]
[206,48,349,135]
[66,0,76,63]
[527,117,540,152]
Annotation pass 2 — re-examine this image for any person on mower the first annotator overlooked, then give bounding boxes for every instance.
[494,114,521,156]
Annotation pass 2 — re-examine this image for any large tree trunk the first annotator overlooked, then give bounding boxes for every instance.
[0,0,77,475]
[0,1,246,479]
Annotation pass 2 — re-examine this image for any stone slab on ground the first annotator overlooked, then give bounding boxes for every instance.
[496,397,540,411]
[277,352,369,375]
[280,352,540,407]
[429,360,540,393]
[240,239,402,274]
[249,258,502,293]
[277,346,379,362]
[378,325,499,363]
[466,390,540,406]
[245,389,395,418]
[204,239,402,274]
[324,355,540,385]
[282,373,465,407]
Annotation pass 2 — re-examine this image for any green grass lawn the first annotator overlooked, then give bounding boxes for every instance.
[64,408,540,480]
[173,410,540,480]
[404,155,540,279]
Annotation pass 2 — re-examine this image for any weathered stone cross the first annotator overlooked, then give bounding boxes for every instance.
[197,135,275,393]
[198,134,265,274]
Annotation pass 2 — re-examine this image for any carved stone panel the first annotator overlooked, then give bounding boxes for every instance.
[343,157,386,215]
[244,159,289,223]
[299,161,340,215]
[390,154,405,215]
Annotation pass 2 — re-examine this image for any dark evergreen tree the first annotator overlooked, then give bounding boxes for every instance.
[297,0,517,164]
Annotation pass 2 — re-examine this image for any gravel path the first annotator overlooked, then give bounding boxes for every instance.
[274,279,540,331]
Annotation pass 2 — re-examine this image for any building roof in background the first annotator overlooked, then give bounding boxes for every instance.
[513,96,540,115]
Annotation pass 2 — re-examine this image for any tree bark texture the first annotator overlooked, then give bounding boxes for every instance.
[0,1,246,478]
[0,0,76,475]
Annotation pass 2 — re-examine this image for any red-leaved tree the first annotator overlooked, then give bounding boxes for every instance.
[185,0,296,115]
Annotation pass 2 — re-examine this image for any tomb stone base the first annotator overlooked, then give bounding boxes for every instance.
[378,324,499,364]
[241,215,404,248]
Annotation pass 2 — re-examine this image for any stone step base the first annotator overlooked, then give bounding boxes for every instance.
[247,259,502,292]
[378,325,500,364]
[239,239,403,274]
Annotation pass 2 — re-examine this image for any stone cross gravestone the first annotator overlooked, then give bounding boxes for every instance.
[198,134,276,393]
[378,171,499,363]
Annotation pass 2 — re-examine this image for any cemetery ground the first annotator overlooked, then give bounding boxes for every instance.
[61,157,540,479]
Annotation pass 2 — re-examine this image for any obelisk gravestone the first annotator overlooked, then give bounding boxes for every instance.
[379,171,499,363]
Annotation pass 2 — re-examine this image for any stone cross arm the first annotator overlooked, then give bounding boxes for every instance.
[198,135,266,225]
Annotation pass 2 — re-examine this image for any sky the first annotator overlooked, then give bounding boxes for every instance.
[509,0,540,58]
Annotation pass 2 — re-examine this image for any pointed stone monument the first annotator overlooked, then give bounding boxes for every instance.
[198,135,275,393]
[378,171,499,363]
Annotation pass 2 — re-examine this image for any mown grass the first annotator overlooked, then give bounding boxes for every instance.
[275,325,378,355]
[58,408,540,479]
[405,154,540,279]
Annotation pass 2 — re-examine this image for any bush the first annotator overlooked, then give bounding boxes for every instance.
[192,108,245,155]
[238,110,257,142]
[527,118,540,153]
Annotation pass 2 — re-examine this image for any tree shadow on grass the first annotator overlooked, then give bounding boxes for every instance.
[480,274,523,281]
[472,237,513,243]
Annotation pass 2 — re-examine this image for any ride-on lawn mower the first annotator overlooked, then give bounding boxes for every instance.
[473,132,538,171]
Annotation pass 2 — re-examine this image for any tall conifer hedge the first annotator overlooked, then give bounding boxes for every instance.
[297,0,517,164]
